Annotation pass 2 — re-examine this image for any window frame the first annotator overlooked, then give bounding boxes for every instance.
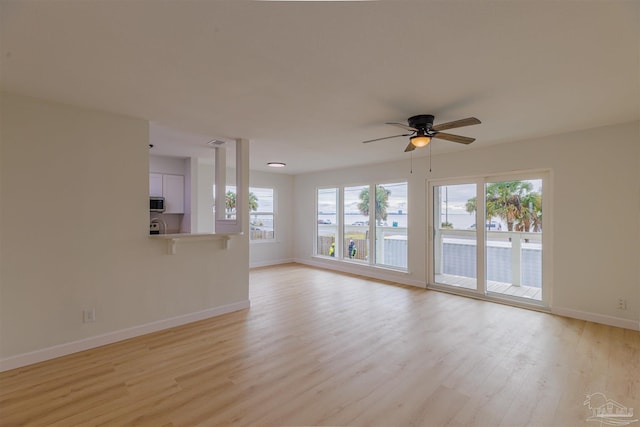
[427,170,551,308]
[315,187,340,258]
[373,181,408,269]
[314,180,409,272]
[249,186,276,243]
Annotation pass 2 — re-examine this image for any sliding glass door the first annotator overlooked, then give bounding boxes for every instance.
[484,178,543,301]
[432,183,478,291]
[429,173,547,306]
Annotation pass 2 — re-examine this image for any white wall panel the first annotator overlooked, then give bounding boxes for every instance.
[0,93,250,361]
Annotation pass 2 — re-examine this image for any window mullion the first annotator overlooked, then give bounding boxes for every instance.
[476,179,487,295]
[338,187,344,259]
[368,183,375,265]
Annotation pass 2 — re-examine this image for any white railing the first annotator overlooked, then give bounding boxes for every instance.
[318,225,409,268]
[435,229,542,287]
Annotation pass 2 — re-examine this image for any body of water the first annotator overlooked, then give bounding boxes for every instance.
[318,213,502,230]
[318,213,409,228]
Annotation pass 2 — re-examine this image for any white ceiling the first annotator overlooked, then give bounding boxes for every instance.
[1,1,638,175]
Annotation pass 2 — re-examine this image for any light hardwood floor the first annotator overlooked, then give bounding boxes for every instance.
[1,263,638,426]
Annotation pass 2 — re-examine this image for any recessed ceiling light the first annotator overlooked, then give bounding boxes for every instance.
[267,162,286,168]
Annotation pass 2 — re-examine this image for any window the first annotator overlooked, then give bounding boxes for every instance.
[249,187,275,241]
[343,185,369,262]
[221,186,275,241]
[374,182,408,269]
[315,182,408,271]
[317,188,338,257]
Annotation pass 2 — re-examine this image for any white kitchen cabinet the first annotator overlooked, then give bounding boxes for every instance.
[149,173,163,197]
[149,173,184,214]
[162,174,184,214]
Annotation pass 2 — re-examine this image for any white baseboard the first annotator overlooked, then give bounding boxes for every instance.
[552,307,639,331]
[0,300,251,372]
[250,258,295,269]
[295,258,427,289]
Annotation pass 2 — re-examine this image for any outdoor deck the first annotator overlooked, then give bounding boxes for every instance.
[435,273,542,300]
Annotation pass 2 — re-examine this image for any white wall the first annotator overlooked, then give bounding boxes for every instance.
[192,158,215,234]
[293,121,640,330]
[249,170,294,268]
[149,155,187,176]
[0,93,250,366]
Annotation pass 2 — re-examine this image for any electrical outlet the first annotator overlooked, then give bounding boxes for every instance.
[617,299,627,311]
[83,308,96,323]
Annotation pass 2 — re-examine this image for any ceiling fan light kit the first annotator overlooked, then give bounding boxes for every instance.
[362,114,481,153]
[410,133,431,148]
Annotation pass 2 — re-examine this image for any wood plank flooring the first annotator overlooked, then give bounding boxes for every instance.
[1,263,638,426]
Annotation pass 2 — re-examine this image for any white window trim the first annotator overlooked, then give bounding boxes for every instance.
[249,186,276,243]
[314,181,409,272]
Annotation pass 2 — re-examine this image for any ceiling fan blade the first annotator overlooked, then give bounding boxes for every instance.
[386,122,418,132]
[362,133,412,144]
[432,132,475,144]
[432,117,481,132]
[404,142,416,152]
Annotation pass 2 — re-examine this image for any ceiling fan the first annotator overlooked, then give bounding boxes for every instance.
[362,114,481,152]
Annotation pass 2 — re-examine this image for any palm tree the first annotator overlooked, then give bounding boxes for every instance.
[248,192,258,212]
[465,181,539,232]
[516,191,542,232]
[465,197,477,216]
[225,191,236,211]
[485,181,532,231]
[225,191,259,213]
[358,186,391,223]
[466,195,501,229]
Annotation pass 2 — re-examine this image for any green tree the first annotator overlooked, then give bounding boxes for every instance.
[225,191,236,211]
[486,181,532,231]
[465,197,477,216]
[358,186,391,223]
[248,192,258,212]
[225,191,259,212]
[465,181,540,232]
[516,191,542,232]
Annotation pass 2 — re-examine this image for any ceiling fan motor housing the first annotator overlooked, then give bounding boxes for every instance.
[408,114,434,132]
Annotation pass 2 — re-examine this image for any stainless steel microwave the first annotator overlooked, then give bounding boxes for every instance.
[150,197,166,212]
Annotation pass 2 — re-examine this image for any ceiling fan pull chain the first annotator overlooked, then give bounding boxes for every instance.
[429,142,432,173]
[410,152,413,174]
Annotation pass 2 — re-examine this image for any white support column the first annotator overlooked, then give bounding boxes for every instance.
[511,233,522,287]
[214,139,249,235]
